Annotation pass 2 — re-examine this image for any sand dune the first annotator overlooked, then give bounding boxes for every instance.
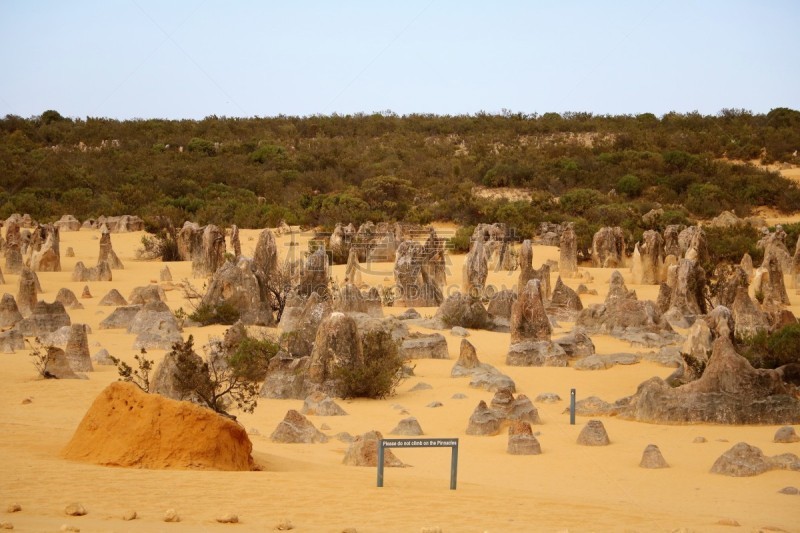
[0,226,798,532]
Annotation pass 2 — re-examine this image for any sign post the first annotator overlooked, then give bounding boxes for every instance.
[377,438,459,490]
[570,388,576,425]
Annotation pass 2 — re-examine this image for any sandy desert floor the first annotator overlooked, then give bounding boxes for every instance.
[0,225,798,533]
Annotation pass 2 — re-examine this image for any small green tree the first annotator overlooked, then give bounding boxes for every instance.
[109,349,154,392]
[187,137,216,156]
[359,175,416,221]
[227,334,280,382]
[170,335,265,419]
[559,188,608,216]
[27,338,57,379]
[249,144,288,168]
[446,225,475,254]
[616,174,643,197]
[686,183,729,218]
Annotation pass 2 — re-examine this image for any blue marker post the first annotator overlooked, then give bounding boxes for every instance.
[570,388,576,425]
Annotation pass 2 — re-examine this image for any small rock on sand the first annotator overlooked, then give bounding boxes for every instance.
[0,522,13,530]
[390,417,424,436]
[534,392,561,403]
[639,444,669,469]
[275,518,294,530]
[163,509,180,522]
[451,326,469,337]
[122,510,137,521]
[774,426,799,443]
[335,432,354,443]
[216,513,239,524]
[64,503,86,516]
[577,420,610,446]
[778,486,799,495]
[6,504,21,513]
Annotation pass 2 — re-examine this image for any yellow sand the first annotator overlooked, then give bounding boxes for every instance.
[0,226,798,532]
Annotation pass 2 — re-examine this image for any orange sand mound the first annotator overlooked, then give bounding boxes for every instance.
[62,382,254,471]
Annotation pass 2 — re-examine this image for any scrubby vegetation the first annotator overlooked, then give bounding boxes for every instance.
[227,334,280,383]
[334,329,407,399]
[702,224,764,273]
[447,225,476,254]
[170,335,268,418]
[188,302,241,326]
[1,109,799,236]
[109,349,154,392]
[27,339,56,379]
[739,323,800,369]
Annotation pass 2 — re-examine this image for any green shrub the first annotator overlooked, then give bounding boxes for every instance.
[777,222,800,251]
[739,324,800,369]
[663,150,697,172]
[571,218,600,257]
[447,225,475,254]
[189,302,241,326]
[764,323,800,367]
[439,300,490,329]
[249,144,287,166]
[661,208,692,227]
[616,174,643,197]
[685,183,729,218]
[704,224,762,267]
[228,335,280,382]
[334,329,406,399]
[559,188,608,216]
[159,235,181,262]
[187,137,216,155]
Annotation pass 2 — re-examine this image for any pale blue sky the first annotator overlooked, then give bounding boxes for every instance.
[1,0,798,119]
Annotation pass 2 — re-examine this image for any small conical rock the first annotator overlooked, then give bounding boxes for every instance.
[466,400,501,436]
[639,444,669,468]
[507,420,542,455]
[390,417,424,436]
[577,420,610,446]
[301,392,347,416]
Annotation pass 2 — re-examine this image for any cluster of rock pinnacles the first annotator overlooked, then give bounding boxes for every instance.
[1,213,798,477]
